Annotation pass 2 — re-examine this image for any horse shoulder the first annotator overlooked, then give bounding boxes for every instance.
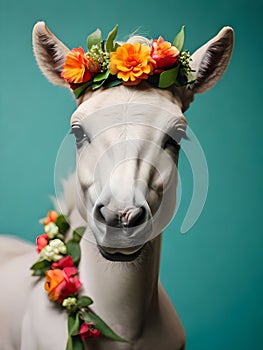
[21,282,68,350]
[0,238,36,349]
[0,235,68,350]
[0,235,34,264]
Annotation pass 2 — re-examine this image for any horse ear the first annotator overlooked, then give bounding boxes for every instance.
[190,26,234,94]
[32,21,69,87]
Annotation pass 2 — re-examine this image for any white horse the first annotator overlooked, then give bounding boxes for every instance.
[0,22,233,350]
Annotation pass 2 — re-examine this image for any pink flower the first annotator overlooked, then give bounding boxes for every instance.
[79,322,100,339]
[36,233,49,253]
[51,256,74,269]
[45,266,82,303]
[151,36,179,73]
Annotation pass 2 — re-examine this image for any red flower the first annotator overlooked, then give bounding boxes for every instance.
[45,267,82,303]
[79,322,100,339]
[36,233,49,253]
[151,36,179,74]
[51,256,74,269]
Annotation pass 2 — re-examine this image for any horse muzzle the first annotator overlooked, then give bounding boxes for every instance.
[90,202,153,253]
[97,206,147,229]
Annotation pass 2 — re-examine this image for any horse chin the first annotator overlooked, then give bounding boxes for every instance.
[98,244,145,262]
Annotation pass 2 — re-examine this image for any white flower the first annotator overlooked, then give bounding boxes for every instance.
[62,297,77,310]
[40,239,67,261]
[44,222,59,239]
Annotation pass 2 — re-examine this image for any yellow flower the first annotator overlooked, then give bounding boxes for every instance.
[109,42,156,85]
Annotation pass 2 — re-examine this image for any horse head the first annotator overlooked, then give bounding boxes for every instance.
[32,22,233,261]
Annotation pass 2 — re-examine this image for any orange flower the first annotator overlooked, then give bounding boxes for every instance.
[61,47,93,84]
[151,36,179,73]
[109,42,155,85]
[43,210,58,225]
[45,267,82,303]
[45,269,64,301]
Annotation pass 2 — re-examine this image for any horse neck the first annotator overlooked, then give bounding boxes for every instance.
[78,231,162,340]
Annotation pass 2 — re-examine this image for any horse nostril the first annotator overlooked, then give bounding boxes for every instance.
[120,207,146,228]
[94,204,105,224]
[98,206,119,227]
[95,205,146,228]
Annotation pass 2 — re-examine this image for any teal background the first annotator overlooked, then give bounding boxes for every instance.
[0,0,262,349]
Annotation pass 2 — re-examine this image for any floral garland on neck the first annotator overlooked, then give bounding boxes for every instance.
[61,25,195,98]
[31,210,126,350]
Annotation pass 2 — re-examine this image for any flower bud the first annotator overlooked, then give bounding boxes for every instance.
[44,222,59,239]
[62,297,77,310]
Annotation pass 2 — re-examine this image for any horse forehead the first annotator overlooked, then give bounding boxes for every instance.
[71,93,186,138]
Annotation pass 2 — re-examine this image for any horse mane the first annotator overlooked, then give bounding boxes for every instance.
[52,174,87,230]
[126,35,151,46]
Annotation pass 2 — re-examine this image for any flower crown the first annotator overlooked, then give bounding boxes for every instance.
[61,25,195,98]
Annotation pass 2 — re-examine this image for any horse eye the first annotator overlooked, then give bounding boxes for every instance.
[163,137,181,153]
[70,124,87,144]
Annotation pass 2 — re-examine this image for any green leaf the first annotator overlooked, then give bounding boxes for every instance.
[68,313,76,333]
[105,24,119,52]
[66,335,73,350]
[72,227,86,243]
[32,269,46,277]
[77,296,93,308]
[66,239,81,265]
[92,80,106,90]
[158,65,180,88]
[72,336,84,350]
[114,42,121,51]
[68,313,81,336]
[103,79,122,88]
[30,259,51,275]
[173,25,185,52]
[56,215,70,235]
[93,69,110,83]
[81,310,127,343]
[87,29,102,51]
[66,335,83,350]
[73,81,92,99]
